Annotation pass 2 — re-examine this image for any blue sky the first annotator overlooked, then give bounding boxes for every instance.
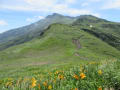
[0,0,120,33]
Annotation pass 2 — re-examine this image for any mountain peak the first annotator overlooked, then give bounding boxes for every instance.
[53,13,62,16]
[78,15,98,19]
[74,15,108,24]
[46,13,63,18]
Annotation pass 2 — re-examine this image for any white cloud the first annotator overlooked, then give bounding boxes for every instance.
[102,0,120,9]
[26,16,45,23]
[0,5,35,11]
[92,13,100,17]
[63,9,91,16]
[0,20,8,26]
[25,0,56,8]
[51,4,100,16]
[81,0,101,7]
[38,16,45,19]
[0,0,100,17]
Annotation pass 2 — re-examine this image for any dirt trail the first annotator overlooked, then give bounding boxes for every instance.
[72,38,81,49]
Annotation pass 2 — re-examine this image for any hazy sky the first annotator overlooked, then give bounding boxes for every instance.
[0,0,120,33]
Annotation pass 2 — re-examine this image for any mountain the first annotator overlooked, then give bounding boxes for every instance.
[1,14,120,52]
[73,15,120,50]
[0,13,77,50]
[0,23,120,74]
[0,14,120,88]
[0,14,120,57]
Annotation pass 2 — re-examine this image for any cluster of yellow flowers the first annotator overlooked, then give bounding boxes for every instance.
[73,73,86,80]
[3,68,104,90]
[80,73,86,79]
[30,78,53,90]
[58,74,64,80]
[31,77,37,88]
[98,70,102,75]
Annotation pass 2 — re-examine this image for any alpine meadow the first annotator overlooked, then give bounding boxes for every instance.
[0,4,120,90]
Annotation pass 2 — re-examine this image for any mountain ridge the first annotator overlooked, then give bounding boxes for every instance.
[0,14,120,85]
[0,13,120,51]
[0,13,77,50]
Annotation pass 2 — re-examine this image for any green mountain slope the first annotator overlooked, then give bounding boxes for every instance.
[0,14,120,90]
[0,24,120,76]
[73,15,120,50]
[1,14,120,52]
[0,13,76,51]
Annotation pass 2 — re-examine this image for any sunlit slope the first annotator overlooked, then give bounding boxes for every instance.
[0,24,120,64]
[0,13,76,51]
[0,24,120,80]
[73,15,120,50]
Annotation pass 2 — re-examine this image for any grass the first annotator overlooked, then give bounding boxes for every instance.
[73,16,120,50]
[0,24,120,90]
[0,59,119,90]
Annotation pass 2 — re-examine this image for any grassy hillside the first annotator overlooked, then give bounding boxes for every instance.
[73,15,120,50]
[0,23,120,89]
[0,13,76,51]
[0,23,120,75]
[0,59,120,90]
[1,14,120,52]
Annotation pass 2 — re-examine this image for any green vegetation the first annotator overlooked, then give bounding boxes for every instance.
[0,14,120,90]
[0,59,120,90]
[73,15,120,50]
[0,13,76,50]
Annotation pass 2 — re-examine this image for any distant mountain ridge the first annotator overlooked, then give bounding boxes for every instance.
[0,13,120,51]
[0,14,120,70]
[0,13,77,50]
[0,13,76,43]
[0,14,120,90]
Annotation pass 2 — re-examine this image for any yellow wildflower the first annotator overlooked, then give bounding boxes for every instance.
[98,86,102,90]
[80,73,86,79]
[73,74,79,80]
[31,77,37,88]
[75,88,78,90]
[43,81,47,87]
[55,71,59,75]
[31,77,37,83]
[98,70,102,75]
[58,74,64,80]
[48,85,52,90]
[31,83,36,88]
